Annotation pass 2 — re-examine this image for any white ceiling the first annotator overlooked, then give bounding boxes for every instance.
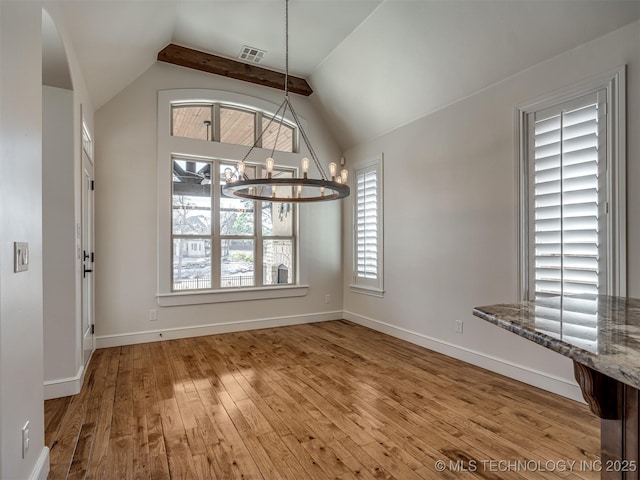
[58,0,382,110]
[56,0,640,149]
[310,0,640,148]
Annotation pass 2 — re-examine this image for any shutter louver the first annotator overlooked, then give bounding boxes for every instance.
[532,94,604,299]
[533,295,599,352]
[356,170,378,279]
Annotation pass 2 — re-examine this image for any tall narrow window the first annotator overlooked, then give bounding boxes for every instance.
[530,92,605,298]
[520,70,625,301]
[172,158,212,290]
[351,157,384,296]
[219,162,256,288]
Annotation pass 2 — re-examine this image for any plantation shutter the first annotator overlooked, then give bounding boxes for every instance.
[355,167,378,280]
[528,89,608,300]
[532,295,600,352]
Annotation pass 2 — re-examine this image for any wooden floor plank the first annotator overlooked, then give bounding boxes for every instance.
[44,396,72,448]
[46,320,599,480]
[85,347,120,480]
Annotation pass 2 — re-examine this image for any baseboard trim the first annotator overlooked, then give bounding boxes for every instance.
[44,363,85,400]
[96,311,343,348]
[343,310,584,402]
[29,447,49,480]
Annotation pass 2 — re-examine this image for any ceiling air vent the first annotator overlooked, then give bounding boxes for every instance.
[239,46,266,64]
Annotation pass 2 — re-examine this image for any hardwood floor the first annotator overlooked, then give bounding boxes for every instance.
[45,320,599,479]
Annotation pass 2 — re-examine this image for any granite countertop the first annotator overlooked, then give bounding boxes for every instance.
[473,295,640,390]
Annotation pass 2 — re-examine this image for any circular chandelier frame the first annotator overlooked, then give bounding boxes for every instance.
[223,178,350,202]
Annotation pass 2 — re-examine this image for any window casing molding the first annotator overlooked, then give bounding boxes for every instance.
[350,154,384,296]
[158,89,309,305]
[516,67,626,300]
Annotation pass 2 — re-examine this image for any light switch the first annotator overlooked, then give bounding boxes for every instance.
[14,242,29,272]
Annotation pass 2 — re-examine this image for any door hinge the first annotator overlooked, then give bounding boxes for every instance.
[91,324,95,335]
[90,180,95,191]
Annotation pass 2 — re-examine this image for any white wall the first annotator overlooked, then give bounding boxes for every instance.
[342,21,640,401]
[94,62,344,344]
[0,2,47,478]
[42,85,76,383]
[40,4,95,399]
[0,2,94,476]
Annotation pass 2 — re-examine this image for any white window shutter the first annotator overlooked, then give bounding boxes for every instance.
[529,90,607,299]
[356,169,378,279]
[352,156,383,295]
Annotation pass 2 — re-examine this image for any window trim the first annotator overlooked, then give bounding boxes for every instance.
[516,67,626,300]
[350,154,384,296]
[158,89,308,304]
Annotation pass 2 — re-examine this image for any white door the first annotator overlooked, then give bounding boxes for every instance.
[81,146,95,366]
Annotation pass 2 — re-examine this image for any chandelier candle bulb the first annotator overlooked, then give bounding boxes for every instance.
[341,169,348,184]
[271,185,277,198]
[301,157,309,179]
[266,157,275,178]
[329,162,337,180]
[238,161,245,178]
[297,184,302,198]
[321,186,325,196]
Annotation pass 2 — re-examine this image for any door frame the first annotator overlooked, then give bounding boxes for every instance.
[80,117,95,366]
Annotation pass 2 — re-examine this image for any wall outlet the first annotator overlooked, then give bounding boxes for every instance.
[455,320,464,334]
[22,421,30,458]
[149,309,158,321]
[324,294,331,304]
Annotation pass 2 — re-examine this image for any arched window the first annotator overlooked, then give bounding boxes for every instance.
[157,90,308,305]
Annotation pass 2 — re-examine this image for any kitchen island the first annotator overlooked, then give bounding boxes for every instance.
[473,295,640,480]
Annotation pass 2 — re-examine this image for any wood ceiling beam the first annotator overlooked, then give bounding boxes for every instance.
[157,44,313,96]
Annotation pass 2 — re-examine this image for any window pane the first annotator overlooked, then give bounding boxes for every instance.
[172,105,212,140]
[262,117,294,152]
[262,169,294,236]
[173,238,211,290]
[263,239,293,285]
[220,107,255,146]
[220,164,255,235]
[221,239,254,287]
[173,159,212,235]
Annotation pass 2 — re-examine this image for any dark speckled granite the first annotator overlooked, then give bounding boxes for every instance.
[473,295,640,390]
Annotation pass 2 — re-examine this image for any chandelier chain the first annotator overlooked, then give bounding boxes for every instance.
[221,0,350,202]
[285,0,289,98]
[237,97,288,168]
[287,98,328,180]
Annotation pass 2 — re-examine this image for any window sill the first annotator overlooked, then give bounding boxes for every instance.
[349,285,384,298]
[157,285,309,306]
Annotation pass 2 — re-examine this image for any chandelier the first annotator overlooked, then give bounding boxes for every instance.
[222,0,350,203]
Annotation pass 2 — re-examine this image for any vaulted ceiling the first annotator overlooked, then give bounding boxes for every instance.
[57,0,640,149]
